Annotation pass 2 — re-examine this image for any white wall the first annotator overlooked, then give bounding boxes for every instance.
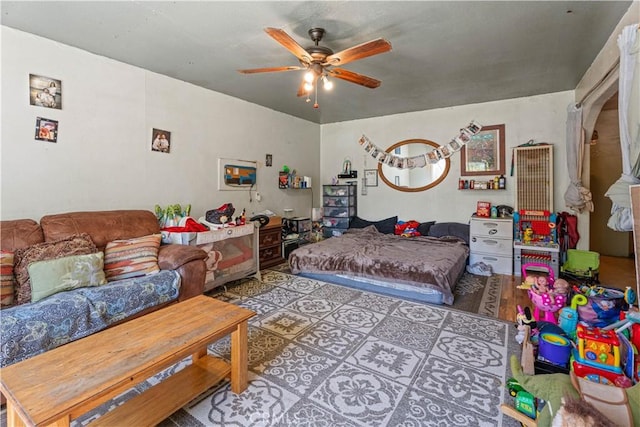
[320,92,584,244]
[1,26,320,222]
[0,26,588,246]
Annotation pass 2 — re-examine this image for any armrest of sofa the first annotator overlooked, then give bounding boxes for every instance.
[158,244,207,301]
[158,244,206,269]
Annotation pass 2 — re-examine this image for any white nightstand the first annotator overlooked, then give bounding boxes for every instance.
[469,215,514,275]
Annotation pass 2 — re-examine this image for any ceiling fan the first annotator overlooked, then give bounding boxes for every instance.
[238,27,392,104]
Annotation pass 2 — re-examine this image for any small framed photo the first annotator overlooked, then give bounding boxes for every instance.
[29,74,62,110]
[364,169,378,187]
[35,117,58,142]
[151,128,171,153]
[266,154,273,167]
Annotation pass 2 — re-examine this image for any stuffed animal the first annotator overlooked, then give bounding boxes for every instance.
[510,355,580,426]
[509,355,640,426]
[551,396,613,427]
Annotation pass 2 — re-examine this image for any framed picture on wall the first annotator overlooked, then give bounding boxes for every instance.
[151,128,171,153]
[34,117,58,143]
[364,169,378,187]
[460,124,505,176]
[29,74,62,110]
[218,158,257,190]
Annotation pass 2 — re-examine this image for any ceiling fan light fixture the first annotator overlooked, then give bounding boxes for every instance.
[322,75,333,90]
[304,70,315,83]
[303,82,314,92]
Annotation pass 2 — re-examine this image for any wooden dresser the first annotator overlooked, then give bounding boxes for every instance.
[258,217,284,269]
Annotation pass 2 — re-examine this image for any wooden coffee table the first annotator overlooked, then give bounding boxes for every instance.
[0,295,255,427]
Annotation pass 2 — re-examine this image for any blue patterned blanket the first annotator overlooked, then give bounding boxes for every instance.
[1,270,180,367]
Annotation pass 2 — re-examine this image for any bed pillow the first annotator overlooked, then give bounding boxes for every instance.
[28,252,107,303]
[350,215,398,234]
[429,222,469,245]
[13,233,98,305]
[417,221,436,236]
[427,222,470,245]
[1,251,15,307]
[104,234,161,282]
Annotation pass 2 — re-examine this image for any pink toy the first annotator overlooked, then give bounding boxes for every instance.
[523,263,567,324]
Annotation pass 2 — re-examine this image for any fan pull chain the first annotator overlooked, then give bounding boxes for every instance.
[313,84,319,108]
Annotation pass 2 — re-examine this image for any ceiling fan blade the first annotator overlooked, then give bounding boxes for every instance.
[238,66,302,74]
[327,68,381,89]
[265,27,312,63]
[325,38,391,66]
[297,79,309,97]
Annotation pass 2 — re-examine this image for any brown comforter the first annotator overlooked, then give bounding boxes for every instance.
[289,226,469,304]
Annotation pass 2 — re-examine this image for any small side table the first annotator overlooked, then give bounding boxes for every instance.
[259,217,284,269]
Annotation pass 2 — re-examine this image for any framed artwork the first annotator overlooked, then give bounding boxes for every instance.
[34,117,58,142]
[218,158,257,190]
[364,169,378,187]
[29,74,62,110]
[460,124,505,176]
[265,154,273,167]
[151,128,171,153]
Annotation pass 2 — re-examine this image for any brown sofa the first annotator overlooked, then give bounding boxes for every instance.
[1,209,207,316]
[0,210,208,404]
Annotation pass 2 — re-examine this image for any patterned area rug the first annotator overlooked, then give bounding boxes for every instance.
[68,269,519,426]
[453,272,504,318]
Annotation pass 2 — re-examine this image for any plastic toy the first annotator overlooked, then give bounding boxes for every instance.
[515,305,537,344]
[505,378,538,419]
[523,263,567,324]
[572,324,625,385]
[558,293,588,340]
[538,332,572,368]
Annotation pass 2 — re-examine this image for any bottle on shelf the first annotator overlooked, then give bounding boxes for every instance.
[498,174,506,189]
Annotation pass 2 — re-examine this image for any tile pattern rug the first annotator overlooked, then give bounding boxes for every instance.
[65,269,520,426]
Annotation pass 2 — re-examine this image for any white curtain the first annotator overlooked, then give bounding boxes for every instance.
[564,104,593,212]
[605,24,640,231]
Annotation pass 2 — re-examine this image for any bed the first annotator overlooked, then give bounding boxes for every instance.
[288,225,470,305]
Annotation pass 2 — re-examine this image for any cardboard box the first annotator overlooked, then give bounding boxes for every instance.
[477,201,491,217]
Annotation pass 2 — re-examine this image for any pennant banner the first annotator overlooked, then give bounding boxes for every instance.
[358,120,483,169]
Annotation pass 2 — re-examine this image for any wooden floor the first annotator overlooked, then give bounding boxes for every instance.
[497,255,636,323]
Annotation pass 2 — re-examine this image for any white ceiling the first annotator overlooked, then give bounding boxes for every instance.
[1,1,632,124]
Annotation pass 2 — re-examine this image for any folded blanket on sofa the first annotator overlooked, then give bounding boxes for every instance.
[0,270,180,367]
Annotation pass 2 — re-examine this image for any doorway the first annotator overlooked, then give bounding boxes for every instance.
[589,92,634,256]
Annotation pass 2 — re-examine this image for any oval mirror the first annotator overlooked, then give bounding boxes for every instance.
[377,139,450,192]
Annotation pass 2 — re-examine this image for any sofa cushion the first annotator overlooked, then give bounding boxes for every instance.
[0,270,180,368]
[0,219,44,253]
[0,251,15,307]
[40,210,161,252]
[104,234,161,282]
[13,234,98,305]
[28,252,107,303]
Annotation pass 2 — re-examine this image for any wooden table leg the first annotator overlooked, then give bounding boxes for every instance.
[6,402,27,427]
[192,348,208,362]
[230,320,248,393]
